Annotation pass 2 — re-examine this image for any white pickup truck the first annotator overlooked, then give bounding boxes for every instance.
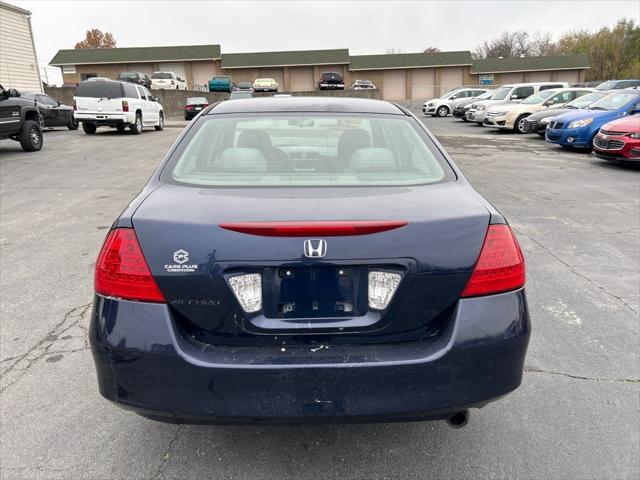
[151,72,187,90]
[74,79,165,134]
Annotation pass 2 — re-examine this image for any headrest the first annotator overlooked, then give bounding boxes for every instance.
[237,129,272,150]
[218,148,267,173]
[349,148,397,172]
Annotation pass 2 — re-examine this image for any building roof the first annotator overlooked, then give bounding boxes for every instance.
[50,44,221,66]
[210,96,405,115]
[0,1,31,15]
[221,49,350,68]
[471,54,590,74]
[349,51,473,71]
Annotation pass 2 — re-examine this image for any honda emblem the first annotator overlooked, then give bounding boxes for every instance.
[303,239,327,258]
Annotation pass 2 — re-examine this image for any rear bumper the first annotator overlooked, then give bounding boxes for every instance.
[75,112,133,126]
[319,83,345,89]
[90,289,530,424]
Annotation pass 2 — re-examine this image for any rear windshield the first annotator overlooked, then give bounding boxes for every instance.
[237,82,252,87]
[118,72,138,79]
[163,114,453,187]
[75,81,123,99]
[213,76,230,81]
[152,72,173,79]
[186,97,208,105]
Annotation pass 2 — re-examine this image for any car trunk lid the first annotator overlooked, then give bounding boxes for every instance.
[132,183,490,345]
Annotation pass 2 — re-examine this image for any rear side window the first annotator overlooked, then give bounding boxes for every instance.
[123,83,139,98]
[539,84,564,91]
[512,87,534,99]
[163,114,454,187]
[76,81,123,99]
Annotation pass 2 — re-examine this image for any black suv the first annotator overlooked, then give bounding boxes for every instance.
[318,72,345,90]
[0,85,43,152]
[117,71,152,89]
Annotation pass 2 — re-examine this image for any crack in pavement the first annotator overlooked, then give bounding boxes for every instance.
[153,425,184,480]
[0,302,92,394]
[523,234,639,315]
[525,366,640,384]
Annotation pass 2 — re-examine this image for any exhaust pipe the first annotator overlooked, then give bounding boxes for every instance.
[446,409,469,429]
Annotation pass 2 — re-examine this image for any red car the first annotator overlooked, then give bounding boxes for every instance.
[593,115,640,162]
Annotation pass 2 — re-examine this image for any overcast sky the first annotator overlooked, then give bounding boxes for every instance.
[12,0,640,67]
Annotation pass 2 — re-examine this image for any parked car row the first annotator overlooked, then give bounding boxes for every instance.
[207,72,377,93]
[431,80,640,163]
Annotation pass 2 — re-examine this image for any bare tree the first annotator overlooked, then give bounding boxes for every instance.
[423,47,441,53]
[75,29,117,49]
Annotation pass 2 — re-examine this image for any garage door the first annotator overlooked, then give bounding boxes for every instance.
[439,67,464,95]
[192,61,216,90]
[555,70,580,83]
[500,72,525,84]
[290,67,314,92]
[383,70,406,100]
[258,68,285,89]
[158,62,187,81]
[527,71,552,82]
[410,68,435,100]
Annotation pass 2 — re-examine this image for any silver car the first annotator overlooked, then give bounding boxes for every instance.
[423,88,489,117]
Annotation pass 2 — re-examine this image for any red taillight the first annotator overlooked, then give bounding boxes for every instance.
[203,103,209,107]
[461,224,525,298]
[122,100,129,112]
[219,220,408,237]
[185,105,193,110]
[95,228,165,303]
[72,99,76,111]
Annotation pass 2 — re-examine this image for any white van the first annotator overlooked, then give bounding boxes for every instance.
[466,82,569,125]
[74,79,165,135]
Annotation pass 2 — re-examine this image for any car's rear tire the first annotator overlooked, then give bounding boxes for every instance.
[462,117,469,122]
[82,123,97,135]
[515,115,529,134]
[67,117,79,130]
[436,106,449,117]
[19,120,43,152]
[155,112,164,131]
[130,113,143,135]
[115,124,126,133]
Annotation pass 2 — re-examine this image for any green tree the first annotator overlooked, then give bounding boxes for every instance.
[75,29,117,49]
[555,18,639,80]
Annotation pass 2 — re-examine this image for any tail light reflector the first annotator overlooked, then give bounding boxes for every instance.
[95,228,165,303]
[228,274,262,312]
[185,105,193,110]
[368,271,401,310]
[461,224,525,298]
[122,100,129,112]
[220,220,408,237]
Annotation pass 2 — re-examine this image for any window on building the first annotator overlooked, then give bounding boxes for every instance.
[479,74,494,85]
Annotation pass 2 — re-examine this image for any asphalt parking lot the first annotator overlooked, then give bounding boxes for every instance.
[1,116,639,480]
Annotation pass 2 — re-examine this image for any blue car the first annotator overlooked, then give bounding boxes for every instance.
[545,90,640,150]
[90,97,530,427]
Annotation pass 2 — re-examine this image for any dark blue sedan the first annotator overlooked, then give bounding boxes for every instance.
[90,97,530,427]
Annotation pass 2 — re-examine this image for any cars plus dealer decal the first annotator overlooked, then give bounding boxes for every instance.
[164,249,198,273]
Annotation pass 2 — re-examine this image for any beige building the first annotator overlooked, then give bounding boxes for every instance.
[50,44,221,90]
[349,51,476,100]
[470,55,588,85]
[220,49,350,92]
[0,1,42,92]
[49,43,590,100]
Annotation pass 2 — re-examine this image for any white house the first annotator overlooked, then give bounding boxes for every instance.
[0,1,42,92]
